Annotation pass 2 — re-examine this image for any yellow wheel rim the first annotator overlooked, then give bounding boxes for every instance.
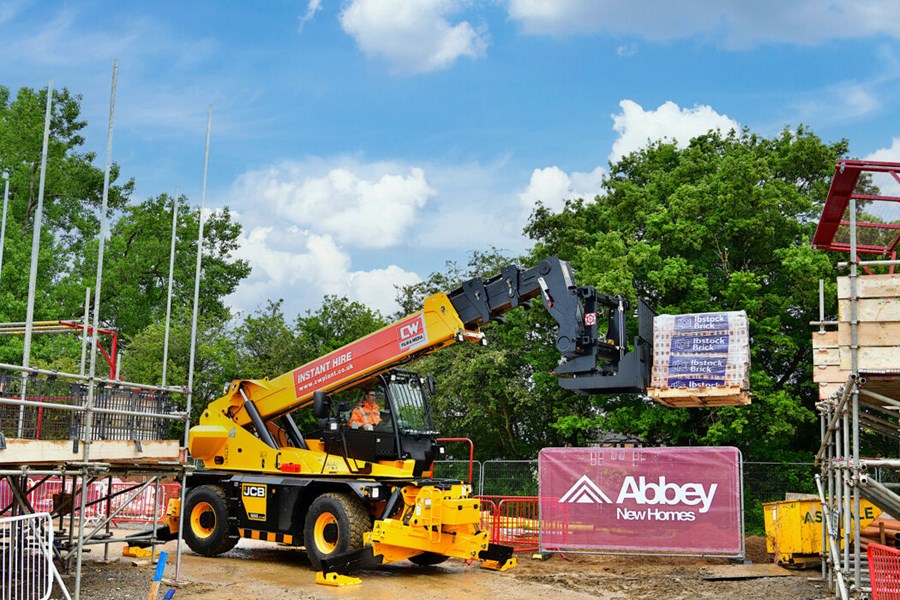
[190,501,216,539]
[314,512,339,554]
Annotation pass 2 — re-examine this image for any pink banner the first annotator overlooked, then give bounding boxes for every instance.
[539,447,742,555]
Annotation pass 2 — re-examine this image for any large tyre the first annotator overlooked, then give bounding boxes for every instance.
[183,485,239,556]
[408,551,449,566]
[303,492,370,569]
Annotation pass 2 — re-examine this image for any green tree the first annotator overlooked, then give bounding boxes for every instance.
[234,299,303,379]
[525,127,847,460]
[294,295,388,364]
[94,194,250,337]
[0,85,133,367]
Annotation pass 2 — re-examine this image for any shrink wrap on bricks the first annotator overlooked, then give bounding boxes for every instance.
[651,311,750,390]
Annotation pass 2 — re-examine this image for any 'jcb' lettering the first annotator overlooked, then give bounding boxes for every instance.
[401,322,420,339]
[243,485,266,498]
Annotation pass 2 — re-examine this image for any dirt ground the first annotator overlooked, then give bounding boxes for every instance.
[58,535,827,600]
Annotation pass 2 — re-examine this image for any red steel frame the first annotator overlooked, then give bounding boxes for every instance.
[812,160,900,258]
[58,321,119,379]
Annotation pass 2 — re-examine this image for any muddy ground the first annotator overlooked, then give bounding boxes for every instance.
[56,534,827,600]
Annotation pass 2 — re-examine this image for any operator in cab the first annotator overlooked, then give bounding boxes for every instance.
[349,390,382,430]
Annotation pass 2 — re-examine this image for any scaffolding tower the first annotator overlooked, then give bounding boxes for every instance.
[811,159,900,599]
[0,65,211,600]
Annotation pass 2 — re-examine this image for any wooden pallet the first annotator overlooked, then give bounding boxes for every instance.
[647,385,751,408]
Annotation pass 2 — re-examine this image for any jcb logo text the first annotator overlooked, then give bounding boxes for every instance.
[243,485,266,498]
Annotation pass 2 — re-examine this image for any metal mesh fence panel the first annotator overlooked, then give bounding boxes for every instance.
[740,461,818,535]
[432,460,481,486]
[481,460,538,497]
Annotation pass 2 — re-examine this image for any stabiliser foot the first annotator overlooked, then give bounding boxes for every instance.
[479,543,516,570]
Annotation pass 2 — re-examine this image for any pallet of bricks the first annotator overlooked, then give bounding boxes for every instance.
[648,310,751,407]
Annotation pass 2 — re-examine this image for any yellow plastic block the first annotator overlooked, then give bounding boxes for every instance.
[122,545,154,559]
[315,572,362,586]
[482,557,517,571]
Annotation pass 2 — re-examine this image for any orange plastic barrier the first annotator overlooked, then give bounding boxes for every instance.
[869,543,900,600]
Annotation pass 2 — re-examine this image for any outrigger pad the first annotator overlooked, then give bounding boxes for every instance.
[479,543,516,571]
[320,546,385,576]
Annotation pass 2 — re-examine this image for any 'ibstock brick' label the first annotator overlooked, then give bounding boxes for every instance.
[671,334,729,354]
[668,356,727,376]
[673,313,730,332]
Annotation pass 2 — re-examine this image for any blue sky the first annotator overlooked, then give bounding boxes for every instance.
[2,0,900,318]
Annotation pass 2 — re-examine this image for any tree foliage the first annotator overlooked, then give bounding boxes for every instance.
[0,85,248,377]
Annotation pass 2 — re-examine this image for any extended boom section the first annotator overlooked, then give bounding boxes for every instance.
[448,257,652,394]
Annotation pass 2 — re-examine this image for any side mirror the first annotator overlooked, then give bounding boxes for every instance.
[426,374,436,395]
[313,391,331,419]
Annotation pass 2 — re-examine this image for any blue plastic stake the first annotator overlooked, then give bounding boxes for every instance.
[154,551,168,581]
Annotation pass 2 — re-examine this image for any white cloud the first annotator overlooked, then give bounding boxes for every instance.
[519,165,605,214]
[299,0,322,31]
[616,44,637,58]
[234,160,435,249]
[229,227,420,316]
[841,85,880,118]
[507,0,900,47]
[340,0,489,74]
[609,100,739,163]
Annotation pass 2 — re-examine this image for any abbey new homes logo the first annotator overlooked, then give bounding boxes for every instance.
[559,474,718,522]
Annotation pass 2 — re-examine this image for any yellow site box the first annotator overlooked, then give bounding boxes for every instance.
[763,498,881,567]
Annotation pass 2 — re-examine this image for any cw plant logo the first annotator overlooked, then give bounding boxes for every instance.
[558,474,612,504]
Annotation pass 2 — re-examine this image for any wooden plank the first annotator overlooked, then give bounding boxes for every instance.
[0,439,181,465]
[812,331,839,349]
[838,322,900,347]
[818,382,844,400]
[812,347,841,367]
[813,365,854,384]
[838,274,900,300]
[647,386,751,408]
[702,564,795,580]
[839,298,900,323]
[840,346,900,371]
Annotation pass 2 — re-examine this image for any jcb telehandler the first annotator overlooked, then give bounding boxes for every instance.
[136,256,653,584]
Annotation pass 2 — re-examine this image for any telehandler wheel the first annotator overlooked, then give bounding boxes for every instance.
[303,492,370,570]
[183,485,239,556]
[408,551,449,566]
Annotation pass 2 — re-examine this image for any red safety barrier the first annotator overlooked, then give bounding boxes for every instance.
[1,478,179,525]
[478,498,496,535]
[476,495,572,553]
[494,497,540,552]
[869,543,900,600]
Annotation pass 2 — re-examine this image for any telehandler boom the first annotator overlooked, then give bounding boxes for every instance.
[153,257,653,584]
